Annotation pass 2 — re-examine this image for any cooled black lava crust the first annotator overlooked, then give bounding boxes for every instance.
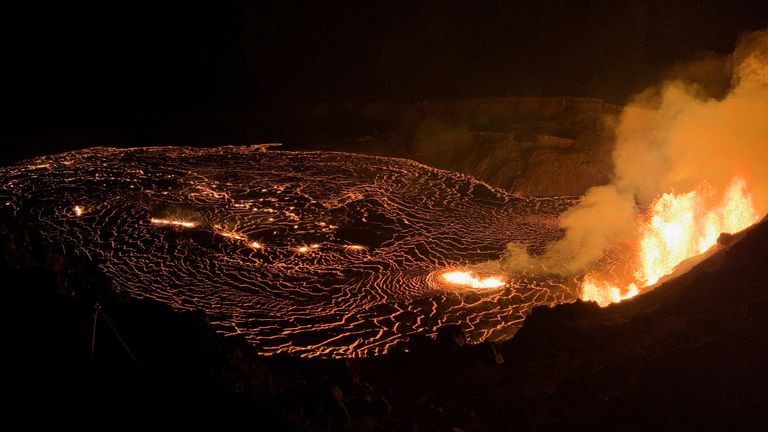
[0,145,577,357]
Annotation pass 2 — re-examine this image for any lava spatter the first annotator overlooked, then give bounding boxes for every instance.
[0,145,576,357]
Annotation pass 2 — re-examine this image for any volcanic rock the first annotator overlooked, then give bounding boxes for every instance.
[3,152,768,430]
[292,97,620,196]
[5,97,620,197]
[436,324,467,351]
[0,146,577,357]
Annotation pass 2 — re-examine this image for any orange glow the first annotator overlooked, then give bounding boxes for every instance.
[441,271,505,289]
[250,241,263,249]
[297,246,309,253]
[73,205,85,216]
[581,277,638,307]
[150,218,196,228]
[214,224,247,240]
[581,177,759,306]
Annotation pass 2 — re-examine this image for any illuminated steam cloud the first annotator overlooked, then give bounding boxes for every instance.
[501,28,768,304]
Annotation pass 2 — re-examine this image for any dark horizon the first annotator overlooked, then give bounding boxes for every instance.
[6,2,768,112]
[2,0,767,164]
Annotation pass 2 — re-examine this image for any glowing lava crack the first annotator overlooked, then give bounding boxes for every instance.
[0,145,577,357]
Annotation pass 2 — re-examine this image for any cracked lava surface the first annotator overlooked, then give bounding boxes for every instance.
[0,145,578,357]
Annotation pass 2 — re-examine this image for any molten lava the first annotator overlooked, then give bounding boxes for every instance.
[214,225,248,240]
[150,217,196,228]
[581,177,759,306]
[441,271,505,289]
[2,145,579,357]
[581,278,639,307]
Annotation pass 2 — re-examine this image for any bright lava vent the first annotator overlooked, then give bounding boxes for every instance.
[581,177,759,306]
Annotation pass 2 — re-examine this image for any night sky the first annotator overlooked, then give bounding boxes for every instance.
[3,1,767,159]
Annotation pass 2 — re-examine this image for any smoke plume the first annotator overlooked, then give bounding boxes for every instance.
[502,28,768,277]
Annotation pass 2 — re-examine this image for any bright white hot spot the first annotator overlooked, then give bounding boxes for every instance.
[441,270,505,289]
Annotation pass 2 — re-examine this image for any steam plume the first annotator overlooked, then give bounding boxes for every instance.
[502,28,768,277]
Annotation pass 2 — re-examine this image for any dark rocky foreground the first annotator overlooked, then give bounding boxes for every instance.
[4,210,768,430]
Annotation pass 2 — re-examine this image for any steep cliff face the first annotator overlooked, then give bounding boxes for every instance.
[494,217,768,430]
[294,97,621,196]
[4,97,620,197]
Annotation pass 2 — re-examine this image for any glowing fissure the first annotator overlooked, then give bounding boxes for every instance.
[581,177,758,306]
[581,278,639,307]
[150,217,196,228]
[214,224,248,240]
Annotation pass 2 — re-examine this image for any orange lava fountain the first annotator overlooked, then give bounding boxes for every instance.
[581,177,759,306]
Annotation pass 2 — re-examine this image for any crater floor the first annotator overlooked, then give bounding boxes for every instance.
[0,145,577,357]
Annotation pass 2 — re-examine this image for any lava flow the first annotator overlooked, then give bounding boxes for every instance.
[0,145,577,357]
[440,270,505,289]
[581,177,759,306]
